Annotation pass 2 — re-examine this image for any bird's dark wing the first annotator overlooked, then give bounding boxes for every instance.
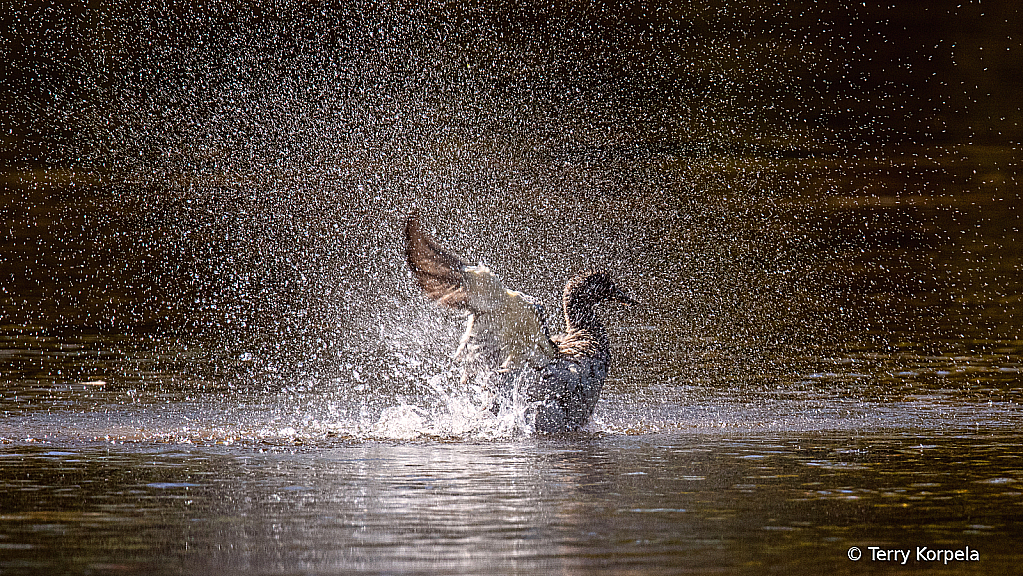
[405,217,470,310]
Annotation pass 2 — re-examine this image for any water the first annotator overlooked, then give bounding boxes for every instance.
[0,435,1020,574]
[4,0,1022,573]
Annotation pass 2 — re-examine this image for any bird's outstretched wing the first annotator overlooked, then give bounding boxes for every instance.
[405,216,471,310]
[404,217,557,371]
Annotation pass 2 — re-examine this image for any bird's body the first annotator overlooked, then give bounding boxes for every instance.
[404,217,635,433]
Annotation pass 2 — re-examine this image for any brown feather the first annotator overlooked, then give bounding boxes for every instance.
[552,329,599,357]
[405,217,470,310]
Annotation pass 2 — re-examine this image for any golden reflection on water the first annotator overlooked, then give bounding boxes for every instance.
[0,435,1020,574]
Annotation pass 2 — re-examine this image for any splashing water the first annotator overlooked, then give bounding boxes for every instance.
[36,2,811,437]
[7,0,1021,443]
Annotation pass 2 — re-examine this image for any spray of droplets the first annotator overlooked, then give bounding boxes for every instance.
[11,0,936,439]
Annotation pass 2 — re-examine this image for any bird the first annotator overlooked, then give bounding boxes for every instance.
[404,216,636,433]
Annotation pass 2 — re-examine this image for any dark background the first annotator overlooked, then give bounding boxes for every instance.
[4,0,1021,168]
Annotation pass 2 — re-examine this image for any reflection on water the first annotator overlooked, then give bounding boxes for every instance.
[3,0,1022,572]
[0,435,1020,575]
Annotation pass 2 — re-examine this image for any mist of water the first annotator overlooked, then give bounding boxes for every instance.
[10,0,974,440]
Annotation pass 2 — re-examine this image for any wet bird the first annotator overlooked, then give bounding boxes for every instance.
[404,216,636,433]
